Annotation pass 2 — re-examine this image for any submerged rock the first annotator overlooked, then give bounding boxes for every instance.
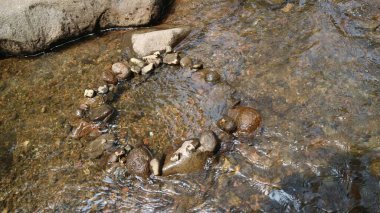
[132,28,191,56]
[217,116,237,133]
[70,121,102,140]
[87,134,115,159]
[0,0,164,55]
[125,147,151,178]
[180,56,193,68]
[88,104,114,122]
[162,138,215,176]
[112,62,131,80]
[199,131,217,152]
[163,53,180,65]
[102,71,118,85]
[141,63,155,75]
[205,71,221,84]
[228,106,262,136]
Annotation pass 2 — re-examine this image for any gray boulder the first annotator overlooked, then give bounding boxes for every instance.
[132,27,190,57]
[0,0,164,55]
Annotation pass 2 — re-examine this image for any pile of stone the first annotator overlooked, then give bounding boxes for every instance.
[68,27,262,179]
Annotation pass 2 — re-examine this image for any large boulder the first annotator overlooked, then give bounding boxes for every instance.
[132,27,190,56]
[0,0,164,55]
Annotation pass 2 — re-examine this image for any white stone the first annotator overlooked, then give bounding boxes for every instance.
[132,28,190,57]
[97,85,108,94]
[150,158,160,176]
[141,63,154,75]
[84,89,95,98]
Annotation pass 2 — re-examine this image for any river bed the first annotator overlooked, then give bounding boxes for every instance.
[1,0,380,212]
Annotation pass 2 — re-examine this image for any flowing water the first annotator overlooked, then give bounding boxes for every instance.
[1,0,380,212]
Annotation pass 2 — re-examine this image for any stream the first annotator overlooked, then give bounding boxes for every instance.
[1,0,380,212]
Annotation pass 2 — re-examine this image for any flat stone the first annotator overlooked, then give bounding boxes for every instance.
[132,28,190,57]
[163,53,179,65]
[88,104,114,122]
[141,63,154,75]
[180,56,193,68]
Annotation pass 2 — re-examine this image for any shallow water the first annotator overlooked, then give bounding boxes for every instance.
[1,0,380,212]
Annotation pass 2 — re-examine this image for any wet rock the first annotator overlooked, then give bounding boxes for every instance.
[0,0,164,55]
[70,121,102,140]
[115,148,126,157]
[281,3,294,12]
[132,28,191,56]
[130,58,145,68]
[130,65,141,74]
[141,63,154,75]
[217,116,237,133]
[192,64,203,70]
[162,139,211,176]
[180,56,193,68]
[199,131,217,152]
[142,55,162,67]
[228,106,262,136]
[150,158,161,176]
[102,71,118,85]
[125,147,151,178]
[88,104,114,122]
[165,46,173,53]
[84,89,95,98]
[87,134,116,159]
[205,71,221,84]
[108,153,118,163]
[111,62,131,80]
[97,85,108,94]
[163,53,179,65]
[75,108,85,118]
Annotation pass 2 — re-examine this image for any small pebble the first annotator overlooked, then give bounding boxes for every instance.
[165,46,173,53]
[153,51,161,56]
[141,63,154,75]
[84,89,95,98]
[115,148,126,157]
[180,56,193,68]
[163,53,179,65]
[75,109,85,118]
[130,65,141,74]
[217,116,237,133]
[97,85,108,94]
[108,154,118,163]
[192,64,203,70]
[150,158,161,176]
[41,106,47,113]
[79,104,89,111]
[130,58,145,68]
[112,62,131,80]
[205,71,221,84]
[102,71,118,85]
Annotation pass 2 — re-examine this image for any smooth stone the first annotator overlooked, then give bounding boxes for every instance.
[141,63,154,75]
[132,28,190,57]
[180,56,193,68]
[142,55,162,67]
[84,89,95,98]
[165,46,173,53]
[125,147,151,178]
[87,134,116,159]
[0,0,164,55]
[112,62,131,80]
[88,104,114,122]
[199,131,217,152]
[205,71,221,84]
[217,116,237,133]
[108,153,118,163]
[163,53,179,65]
[75,108,85,118]
[192,64,203,70]
[130,58,145,68]
[130,65,141,74]
[114,148,126,157]
[70,121,102,140]
[150,158,161,176]
[97,85,108,94]
[102,71,118,85]
[162,139,211,176]
[228,106,262,136]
